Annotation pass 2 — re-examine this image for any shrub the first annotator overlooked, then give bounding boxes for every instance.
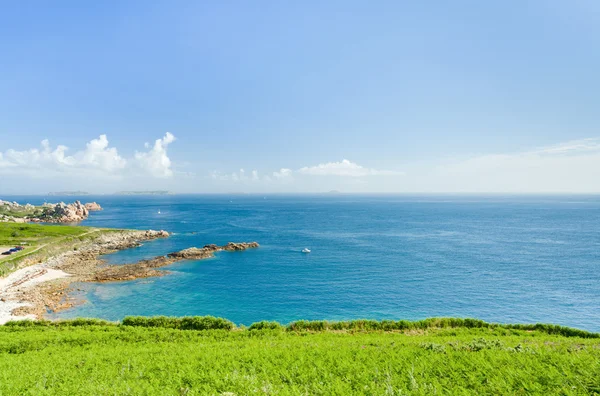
[248,321,284,331]
[4,318,115,328]
[121,316,234,331]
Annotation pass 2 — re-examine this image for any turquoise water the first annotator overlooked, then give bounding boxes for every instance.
[15,195,600,330]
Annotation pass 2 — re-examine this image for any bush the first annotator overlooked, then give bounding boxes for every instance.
[3,316,598,338]
[248,321,284,331]
[121,316,234,331]
[4,318,115,328]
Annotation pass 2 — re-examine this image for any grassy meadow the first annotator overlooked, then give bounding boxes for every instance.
[0,317,599,395]
[0,222,117,276]
[0,222,89,247]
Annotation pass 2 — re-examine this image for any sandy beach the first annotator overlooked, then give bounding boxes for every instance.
[0,265,71,324]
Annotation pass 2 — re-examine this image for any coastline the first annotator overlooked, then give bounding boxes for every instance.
[0,229,169,324]
[0,228,259,324]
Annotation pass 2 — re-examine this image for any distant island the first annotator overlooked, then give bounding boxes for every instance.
[48,191,90,196]
[115,191,171,195]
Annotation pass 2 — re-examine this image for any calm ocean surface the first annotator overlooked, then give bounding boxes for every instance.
[12,194,600,331]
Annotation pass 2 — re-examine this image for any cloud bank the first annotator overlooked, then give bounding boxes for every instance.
[209,160,398,187]
[298,159,402,177]
[2,134,599,193]
[0,133,176,178]
[431,138,600,193]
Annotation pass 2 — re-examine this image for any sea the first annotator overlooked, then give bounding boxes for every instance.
[9,194,600,331]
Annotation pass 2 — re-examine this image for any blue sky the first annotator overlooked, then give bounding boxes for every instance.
[1,1,599,193]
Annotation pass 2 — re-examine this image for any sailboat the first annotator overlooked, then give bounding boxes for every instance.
[157,210,161,214]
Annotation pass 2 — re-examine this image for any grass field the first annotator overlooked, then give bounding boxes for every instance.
[0,222,114,275]
[0,317,599,395]
[0,222,89,247]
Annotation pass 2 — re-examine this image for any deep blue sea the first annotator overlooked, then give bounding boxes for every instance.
[9,194,600,331]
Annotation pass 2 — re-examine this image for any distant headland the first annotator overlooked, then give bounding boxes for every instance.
[115,191,171,195]
[47,191,90,196]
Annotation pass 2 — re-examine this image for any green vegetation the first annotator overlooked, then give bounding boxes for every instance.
[0,204,43,219]
[0,222,120,276]
[0,222,88,246]
[1,317,599,395]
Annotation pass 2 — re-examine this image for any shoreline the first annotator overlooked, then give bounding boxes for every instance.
[0,229,169,324]
[0,229,259,324]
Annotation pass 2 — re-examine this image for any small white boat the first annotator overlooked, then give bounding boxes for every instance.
[302,248,311,253]
[157,210,161,214]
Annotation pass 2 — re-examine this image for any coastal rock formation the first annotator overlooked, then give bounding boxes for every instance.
[1,199,104,223]
[84,202,103,211]
[0,215,27,223]
[33,201,89,223]
[54,201,88,222]
[5,229,172,319]
[1,226,253,320]
[0,200,33,209]
[167,242,259,259]
[93,241,259,282]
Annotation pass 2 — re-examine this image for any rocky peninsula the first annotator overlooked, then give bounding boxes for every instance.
[0,228,258,322]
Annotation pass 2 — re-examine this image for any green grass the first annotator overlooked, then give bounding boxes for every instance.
[0,222,89,246]
[1,317,599,395]
[0,222,122,276]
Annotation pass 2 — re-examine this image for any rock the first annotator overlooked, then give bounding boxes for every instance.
[168,242,259,259]
[144,230,170,238]
[84,202,103,211]
[35,200,90,223]
[222,242,260,251]
[167,247,214,260]
[96,241,259,282]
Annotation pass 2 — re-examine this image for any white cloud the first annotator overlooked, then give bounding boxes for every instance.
[298,159,402,177]
[210,168,263,183]
[273,168,293,179]
[208,161,397,187]
[133,132,176,178]
[433,138,600,193]
[76,134,127,171]
[0,133,175,179]
[530,138,600,155]
[0,135,125,174]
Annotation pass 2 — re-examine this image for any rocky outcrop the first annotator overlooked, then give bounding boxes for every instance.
[222,242,260,251]
[93,241,260,282]
[0,200,33,209]
[1,199,106,223]
[32,201,89,223]
[167,242,259,260]
[5,231,255,318]
[0,215,27,223]
[0,200,37,222]
[84,202,103,211]
[6,229,171,319]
